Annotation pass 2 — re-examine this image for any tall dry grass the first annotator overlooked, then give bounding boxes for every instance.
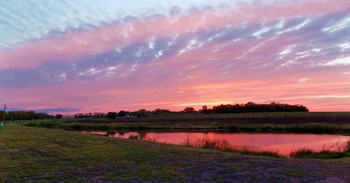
[182,138,281,158]
[289,139,350,159]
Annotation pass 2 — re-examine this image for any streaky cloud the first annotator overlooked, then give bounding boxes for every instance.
[1,0,350,113]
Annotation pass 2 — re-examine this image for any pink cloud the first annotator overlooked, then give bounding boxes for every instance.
[4,34,349,113]
[1,0,348,71]
[2,0,350,113]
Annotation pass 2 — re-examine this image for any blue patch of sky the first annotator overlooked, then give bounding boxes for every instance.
[0,0,291,51]
[35,108,80,113]
[5,107,79,113]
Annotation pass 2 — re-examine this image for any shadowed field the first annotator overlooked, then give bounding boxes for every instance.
[59,112,350,124]
[23,116,350,134]
[1,125,349,182]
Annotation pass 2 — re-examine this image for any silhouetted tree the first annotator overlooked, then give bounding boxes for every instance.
[152,108,171,115]
[0,110,51,120]
[118,110,128,117]
[211,103,309,113]
[55,114,63,119]
[199,105,211,114]
[134,109,149,118]
[93,112,106,118]
[183,107,197,113]
[106,112,117,119]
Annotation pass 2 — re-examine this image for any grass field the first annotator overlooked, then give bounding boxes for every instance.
[9,112,350,123]
[10,112,349,134]
[7,112,350,133]
[21,119,350,134]
[0,125,350,182]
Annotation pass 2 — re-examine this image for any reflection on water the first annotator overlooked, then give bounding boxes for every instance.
[81,131,349,156]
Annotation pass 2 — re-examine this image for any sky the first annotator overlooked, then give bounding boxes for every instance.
[0,0,350,114]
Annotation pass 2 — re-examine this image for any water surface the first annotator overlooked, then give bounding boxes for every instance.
[81,131,349,156]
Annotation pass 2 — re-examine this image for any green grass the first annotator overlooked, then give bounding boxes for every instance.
[0,125,349,182]
[230,163,244,171]
[283,169,306,177]
[0,125,187,182]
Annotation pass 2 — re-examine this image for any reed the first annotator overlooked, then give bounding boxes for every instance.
[289,139,350,159]
[183,138,282,158]
[129,135,139,140]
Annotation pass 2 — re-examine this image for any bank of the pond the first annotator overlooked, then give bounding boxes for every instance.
[23,120,350,134]
[1,125,350,182]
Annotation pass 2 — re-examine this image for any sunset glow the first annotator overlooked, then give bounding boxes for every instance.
[1,0,350,114]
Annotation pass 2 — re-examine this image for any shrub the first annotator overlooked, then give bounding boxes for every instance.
[289,148,347,159]
[129,135,139,140]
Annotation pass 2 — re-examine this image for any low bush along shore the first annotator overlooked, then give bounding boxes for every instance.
[0,125,350,182]
[178,138,350,159]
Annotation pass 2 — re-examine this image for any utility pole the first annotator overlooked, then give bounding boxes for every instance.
[1,105,5,129]
[2,105,6,122]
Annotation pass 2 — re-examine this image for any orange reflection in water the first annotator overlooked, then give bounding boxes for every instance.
[84,131,349,156]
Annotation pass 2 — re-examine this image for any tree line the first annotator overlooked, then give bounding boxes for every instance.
[73,102,309,120]
[1,102,309,121]
[199,102,309,114]
[74,109,173,119]
[0,110,53,121]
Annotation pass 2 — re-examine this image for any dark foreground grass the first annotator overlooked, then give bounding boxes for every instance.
[1,125,350,182]
[290,149,348,159]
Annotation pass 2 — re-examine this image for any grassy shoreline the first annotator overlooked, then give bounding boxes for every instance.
[22,120,350,135]
[179,137,350,159]
[8,112,349,135]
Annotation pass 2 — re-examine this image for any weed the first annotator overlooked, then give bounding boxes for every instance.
[129,135,139,140]
[284,169,305,177]
[181,138,191,146]
[289,139,350,159]
[230,163,243,171]
[289,148,348,159]
[193,138,231,151]
[346,139,350,153]
[184,138,282,158]
[145,137,157,142]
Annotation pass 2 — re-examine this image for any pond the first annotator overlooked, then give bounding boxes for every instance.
[81,131,349,156]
